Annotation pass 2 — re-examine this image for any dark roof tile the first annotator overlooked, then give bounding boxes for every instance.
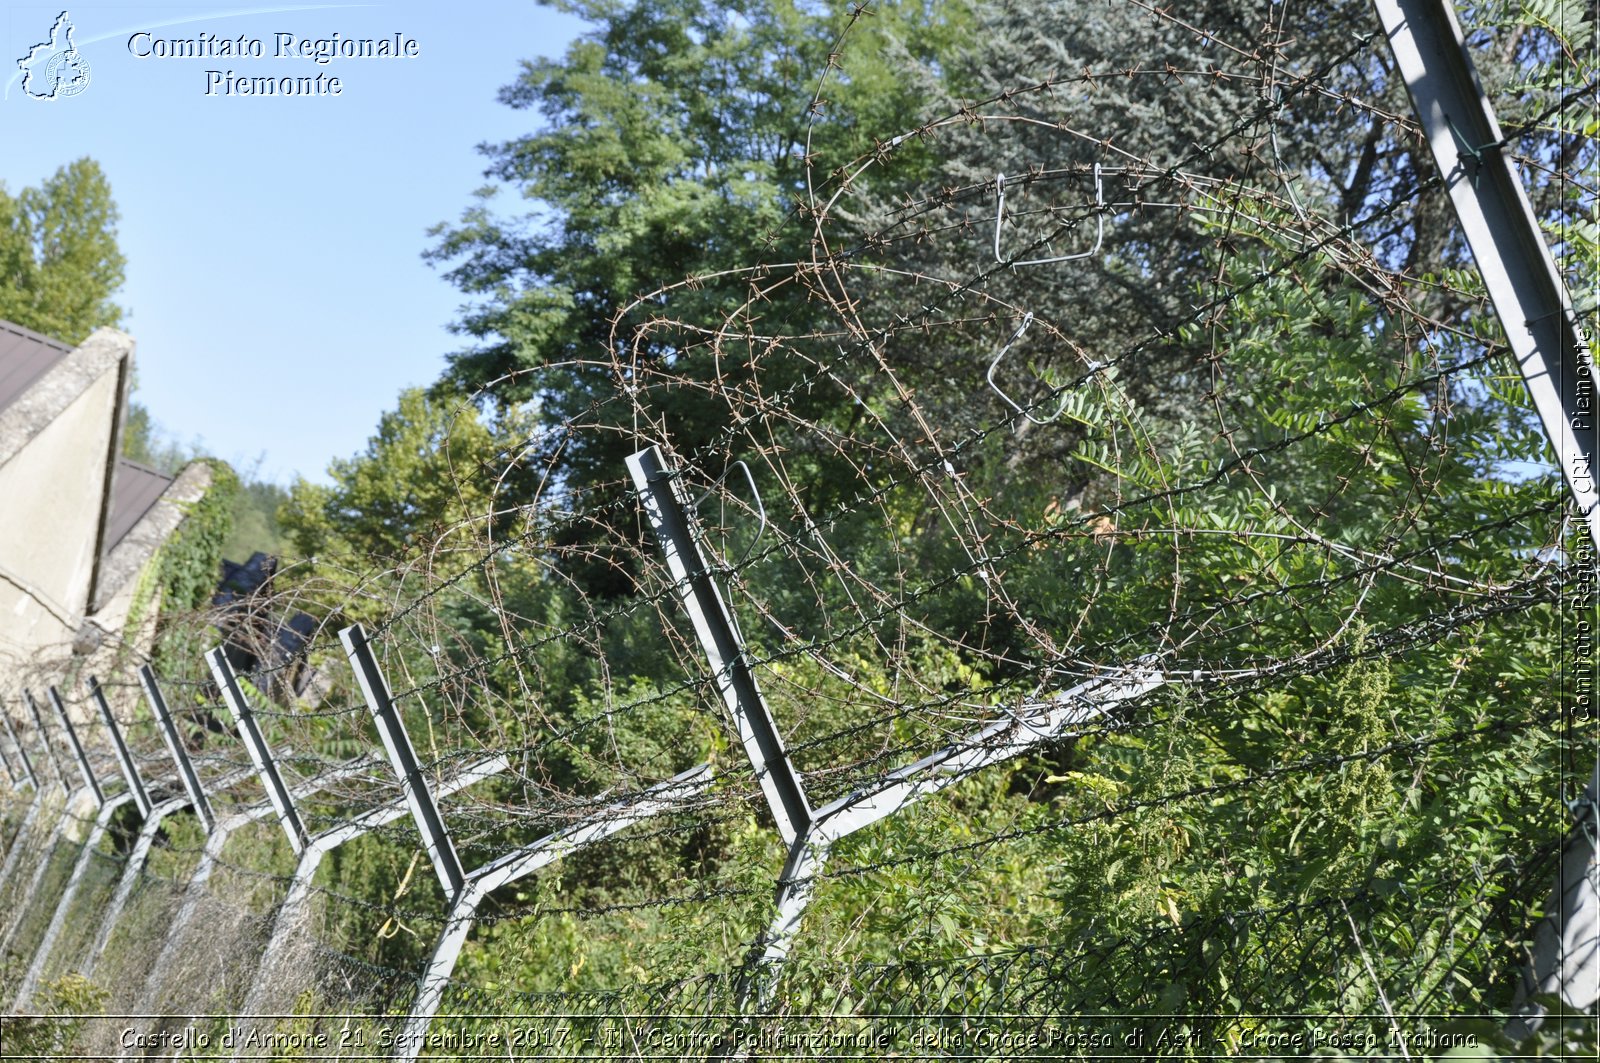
[105,458,176,551]
[0,320,74,415]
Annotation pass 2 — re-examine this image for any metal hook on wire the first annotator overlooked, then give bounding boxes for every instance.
[994,162,1105,267]
[986,312,1070,425]
[693,460,768,568]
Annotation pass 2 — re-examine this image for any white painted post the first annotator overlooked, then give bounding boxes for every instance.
[13,676,171,1003]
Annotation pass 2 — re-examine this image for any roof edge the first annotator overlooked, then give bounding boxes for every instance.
[0,318,74,354]
[0,327,135,469]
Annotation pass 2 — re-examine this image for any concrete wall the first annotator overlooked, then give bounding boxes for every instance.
[0,329,219,735]
[0,328,136,687]
[0,365,121,672]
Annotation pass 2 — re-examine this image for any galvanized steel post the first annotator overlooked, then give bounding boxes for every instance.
[206,649,308,852]
[87,676,151,818]
[626,445,810,844]
[340,623,465,901]
[139,665,215,832]
[47,686,104,806]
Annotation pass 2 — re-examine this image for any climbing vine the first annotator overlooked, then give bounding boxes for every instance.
[147,460,238,676]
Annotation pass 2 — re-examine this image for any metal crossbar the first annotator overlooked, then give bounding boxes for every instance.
[123,758,372,1040]
[234,753,509,1038]
[629,444,1167,1001]
[341,622,716,1063]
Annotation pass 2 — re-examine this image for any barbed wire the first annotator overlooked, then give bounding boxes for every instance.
[1,0,1593,1046]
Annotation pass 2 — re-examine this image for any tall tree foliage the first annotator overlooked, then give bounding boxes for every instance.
[281,388,501,567]
[426,0,972,495]
[0,158,126,344]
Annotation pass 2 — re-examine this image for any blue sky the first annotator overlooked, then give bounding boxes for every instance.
[1,2,587,483]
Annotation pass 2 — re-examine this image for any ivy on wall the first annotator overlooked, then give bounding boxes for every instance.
[156,460,239,612]
[147,460,238,677]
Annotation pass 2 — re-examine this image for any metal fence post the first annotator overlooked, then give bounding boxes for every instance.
[24,689,68,794]
[0,715,17,790]
[630,445,1167,1000]
[47,686,105,807]
[13,677,162,1005]
[0,712,45,890]
[341,624,465,901]
[626,445,811,845]
[0,692,99,956]
[1509,760,1600,1034]
[80,671,257,979]
[88,676,151,819]
[5,688,120,999]
[140,665,214,833]
[1372,0,1596,550]
[123,756,372,1042]
[1,707,38,792]
[11,790,136,1007]
[206,649,308,853]
[341,623,714,1063]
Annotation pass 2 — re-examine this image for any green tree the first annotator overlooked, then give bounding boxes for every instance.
[280,387,502,564]
[426,0,972,496]
[219,470,290,561]
[0,157,126,343]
